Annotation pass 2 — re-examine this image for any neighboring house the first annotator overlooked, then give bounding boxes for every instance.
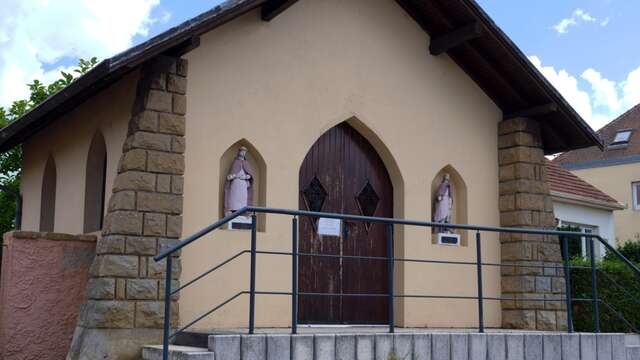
[0,0,605,358]
[555,104,640,243]
[546,160,624,258]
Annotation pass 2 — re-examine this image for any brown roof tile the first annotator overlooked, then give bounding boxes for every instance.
[555,103,640,166]
[545,160,621,206]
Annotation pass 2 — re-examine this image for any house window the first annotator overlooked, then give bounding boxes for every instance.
[558,222,600,259]
[633,182,640,211]
[610,129,632,147]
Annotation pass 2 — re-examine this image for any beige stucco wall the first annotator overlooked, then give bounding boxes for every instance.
[181,0,502,330]
[20,71,138,234]
[571,162,640,243]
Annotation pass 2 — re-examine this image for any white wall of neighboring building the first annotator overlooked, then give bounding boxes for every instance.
[553,200,616,258]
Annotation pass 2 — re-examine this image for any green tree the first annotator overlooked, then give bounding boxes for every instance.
[0,57,98,234]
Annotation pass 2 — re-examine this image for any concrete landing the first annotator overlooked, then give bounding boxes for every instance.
[142,345,214,360]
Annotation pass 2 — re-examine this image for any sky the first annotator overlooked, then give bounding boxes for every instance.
[0,0,638,131]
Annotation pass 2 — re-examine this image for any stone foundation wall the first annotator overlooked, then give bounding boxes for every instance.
[68,55,188,360]
[498,117,567,331]
[0,231,96,360]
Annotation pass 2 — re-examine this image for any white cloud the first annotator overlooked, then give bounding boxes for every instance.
[553,8,607,34]
[529,55,640,130]
[0,0,163,108]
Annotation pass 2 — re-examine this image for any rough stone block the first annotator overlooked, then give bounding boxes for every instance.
[597,334,613,360]
[538,244,562,262]
[551,277,566,293]
[177,58,188,77]
[167,74,187,94]
[241,335,266,360]
[148,257,181,279]
[158,237,181,256]
[292,335,313,360]
[120,149,147,171]
[113,171,156,192]
[86,278,116,300]
[172,175,184,194]
[499,194,516,212]
[502,243,534,262]
[335,334,356,360]
[116,278,126,300]
[135,301,168,328]
[146,90,173,112]
[375,334,393,360]
[126,279,158,300]
[144,213,167,236]
[500,210,533,227]
[125,236,157,255]
[96,235,125,254]
[413,334,431,360]
[138,192,183,214]
[535,276,551,292]
[393,334,413,359]
[469,334,487,360]
[127,132,173,152]
[451,334,469,360]
[210,335,241,360]
[148,151,185,174]
[167,215,183,238]
[147,71,166,90]
[173,94,187,115]
[499,118,541,136]
[315,335,335,360]
[536,310,557,330]
[158,279,180,300]
[487,334,505,360]
[92,254,139,277]
[516,193,545,211]
[104,211,144,236]
[80,300,134,328]
[356,335,374,360]
[561,334,579,360]
[157,174,172,193]
[502,276,535,293]
[266,335,290,360]
[543,335,561,360]
[172,136,186,153]
[432,334,450,360]
[132,111,159,132]
[502,310,536,329]
[505,334,524,360]
[109,191,136,211]
[158,113,186,135]
[523,335,542,360]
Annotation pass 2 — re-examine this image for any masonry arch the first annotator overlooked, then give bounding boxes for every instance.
[430,164,468,245]
[84,130,108,233]
[40,155,57,232]
[218,139,267,231]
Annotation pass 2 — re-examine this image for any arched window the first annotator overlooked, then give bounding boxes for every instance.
[219,139,267,231]
[431,165,468,245]
[40,155,57,232]
[84,131,107,233]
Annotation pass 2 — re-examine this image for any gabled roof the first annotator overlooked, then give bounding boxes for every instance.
[555,103,640,170]
[546,160,624,210]
[0,0,603,153]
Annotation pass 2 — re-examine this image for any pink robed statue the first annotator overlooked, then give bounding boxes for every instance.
[224,146,254,215]
[433,173,453,233]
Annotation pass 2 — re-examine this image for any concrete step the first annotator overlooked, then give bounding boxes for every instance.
[142,345,215,360]
[207,332,632,360]
[627,334,640,346]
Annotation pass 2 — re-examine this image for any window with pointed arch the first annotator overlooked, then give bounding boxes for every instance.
[84,131,108,233]
[219,140,267,231]
[40,155,57,232]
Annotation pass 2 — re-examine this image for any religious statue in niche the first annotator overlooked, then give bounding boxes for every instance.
[224,146,254,229]
[433,173,453,233]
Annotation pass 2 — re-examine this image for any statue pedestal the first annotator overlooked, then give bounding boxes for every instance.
[436,232,460,246]
[228,215,253,230]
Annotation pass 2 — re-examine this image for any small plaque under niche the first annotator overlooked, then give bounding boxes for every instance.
[227,215,253,230]
[437,232,461,246]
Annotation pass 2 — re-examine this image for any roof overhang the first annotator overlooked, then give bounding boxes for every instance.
[0,0,604,153]
[551,190,626,211]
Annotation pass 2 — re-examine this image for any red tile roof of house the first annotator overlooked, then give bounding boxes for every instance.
[554,103,640,167]
[545,160,622,208]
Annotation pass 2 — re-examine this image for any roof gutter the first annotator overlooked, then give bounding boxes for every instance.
[551,190,626,211]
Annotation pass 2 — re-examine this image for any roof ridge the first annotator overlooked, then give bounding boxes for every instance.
[597,102,640,134]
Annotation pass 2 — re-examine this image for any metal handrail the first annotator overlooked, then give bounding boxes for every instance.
[155,206,640,360]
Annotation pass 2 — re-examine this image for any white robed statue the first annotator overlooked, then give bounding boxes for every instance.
[224,146,254,215]
[433,173,453,233]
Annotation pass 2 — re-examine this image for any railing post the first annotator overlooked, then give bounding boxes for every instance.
[475,231,484,333]
[162,256,173,360]
[291,216,298,334]
[588,237,600,333]
[249,213,257,334]
[387,223,394,333]
[561,236,574,333]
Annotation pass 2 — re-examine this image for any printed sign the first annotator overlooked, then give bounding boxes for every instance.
[317,218,341,237]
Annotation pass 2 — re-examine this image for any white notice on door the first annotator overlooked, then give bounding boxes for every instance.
[317,218,341,237]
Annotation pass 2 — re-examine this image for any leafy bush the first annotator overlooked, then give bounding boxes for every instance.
[569,256,640,332]
[605,239,640,264]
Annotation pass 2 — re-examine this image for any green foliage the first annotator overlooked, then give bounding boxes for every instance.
[387,352,408,360]
[605,239,640,264]
[569,255,640,333]
[0,57,98,234]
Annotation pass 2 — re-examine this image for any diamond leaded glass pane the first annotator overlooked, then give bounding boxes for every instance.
[356,181,379,217]
[303,176,328,212]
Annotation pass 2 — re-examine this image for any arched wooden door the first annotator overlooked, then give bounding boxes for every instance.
[298,122,393,324]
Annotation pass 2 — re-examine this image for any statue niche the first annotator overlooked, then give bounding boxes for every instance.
[431,169,466,246]
[224,146,254,229]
